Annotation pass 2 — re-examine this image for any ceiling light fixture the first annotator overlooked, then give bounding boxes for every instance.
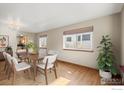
[7,17,24,31]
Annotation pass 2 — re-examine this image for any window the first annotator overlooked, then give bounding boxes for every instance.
[63,34,76,49]
[77,35,81,41]
[63,26,93,51]
[39,35,47,48]
[66,37,72,42]
[82,34,90,41]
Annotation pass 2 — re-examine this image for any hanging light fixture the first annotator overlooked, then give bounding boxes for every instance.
[7,17,24,30]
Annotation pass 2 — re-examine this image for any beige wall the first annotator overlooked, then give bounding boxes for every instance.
[121,5,124,65]
[37,13,121,69]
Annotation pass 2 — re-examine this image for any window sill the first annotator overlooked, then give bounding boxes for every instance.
[39,47,47,49]
[63,48,94,52]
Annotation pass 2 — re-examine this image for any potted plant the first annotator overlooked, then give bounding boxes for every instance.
[26,42,36,54]
[97,35,118,79]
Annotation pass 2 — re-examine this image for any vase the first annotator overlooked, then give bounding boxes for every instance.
[99,70,112,79]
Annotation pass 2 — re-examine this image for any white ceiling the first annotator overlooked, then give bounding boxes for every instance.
[0,3,123,33]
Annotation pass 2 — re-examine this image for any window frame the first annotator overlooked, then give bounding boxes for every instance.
[39,35,47,49]
[63,26,93,52]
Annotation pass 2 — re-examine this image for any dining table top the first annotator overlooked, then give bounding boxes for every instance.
[27,53,39,61]
[27,53,54,60]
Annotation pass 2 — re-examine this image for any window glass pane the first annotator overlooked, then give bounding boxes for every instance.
[64,35,76,49]
[82,32,92,49]
[66,37,72,42]
[76,34,82,49]
[77,35,81,41]
[39,37,47,48]
[82,34,90,41]
[82,41,91,49]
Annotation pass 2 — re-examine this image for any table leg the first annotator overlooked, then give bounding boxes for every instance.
[33,60,36,81]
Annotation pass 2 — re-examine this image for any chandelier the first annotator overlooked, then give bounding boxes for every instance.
[7,17,24,30]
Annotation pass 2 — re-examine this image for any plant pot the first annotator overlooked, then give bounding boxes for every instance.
[99,70,112,79]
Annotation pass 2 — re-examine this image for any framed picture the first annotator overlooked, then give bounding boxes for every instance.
[0,35,9,48]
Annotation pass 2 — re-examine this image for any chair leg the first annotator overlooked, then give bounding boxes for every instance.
[50,68,52,73]
[6,65,11,76]
[4,62,7,71]
[8,68,12,80]
[36,67,38,77]
[12,71,16,85]
[28,69,31,79]
[54,67,57,79]
[55,61,58,67]
[45,70,48,85]
[6,68,8,75]
[27,58,30,63]
[5,65,9,75]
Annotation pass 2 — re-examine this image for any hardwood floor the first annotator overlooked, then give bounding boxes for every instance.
[57,61,100,85]
[0,60,100,85]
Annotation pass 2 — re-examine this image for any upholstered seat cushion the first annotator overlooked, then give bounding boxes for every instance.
[37,63,54,69]
[15,62,31,71]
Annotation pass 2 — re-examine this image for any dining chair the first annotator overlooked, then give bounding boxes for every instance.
[36,54,58,85]
[6,53,31,84]
[38,48,47,59]
[3,51,9,77]
[6,53,13,78]
[47,50,58,67]
[16,48,29,62]
[11,57,31,84]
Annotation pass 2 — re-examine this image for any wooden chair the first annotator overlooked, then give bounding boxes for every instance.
[47,50,58,67]
[6,53,13,78]
[3,51,14,75]
[36,54,58,85]
[37,48,48,63]
[3,52,11,77]
[38,48,47,58]
[11,57,31,84]
[6,53,31,84]
[16,48,29,62]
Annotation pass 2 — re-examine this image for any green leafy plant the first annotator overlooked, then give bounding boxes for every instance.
[26,42,36,52]
[97,35,118,75]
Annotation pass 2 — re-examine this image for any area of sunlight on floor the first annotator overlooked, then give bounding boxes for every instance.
[50,77,71,85]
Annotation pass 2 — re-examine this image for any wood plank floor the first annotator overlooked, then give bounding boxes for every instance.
[0,60,100,85]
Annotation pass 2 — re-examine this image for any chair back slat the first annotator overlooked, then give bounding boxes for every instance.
[11,57,19,65]
[38,48,47,59]
[3,52,7,60]
[43,54,57,64]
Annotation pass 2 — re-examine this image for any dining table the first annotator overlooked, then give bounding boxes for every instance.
[18,53,40,81]
[25,53,54,81]
[26,53,40,81]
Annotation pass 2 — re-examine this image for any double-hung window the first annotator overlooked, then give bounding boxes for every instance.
[39,35,47,48]
[63,26,93,51]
